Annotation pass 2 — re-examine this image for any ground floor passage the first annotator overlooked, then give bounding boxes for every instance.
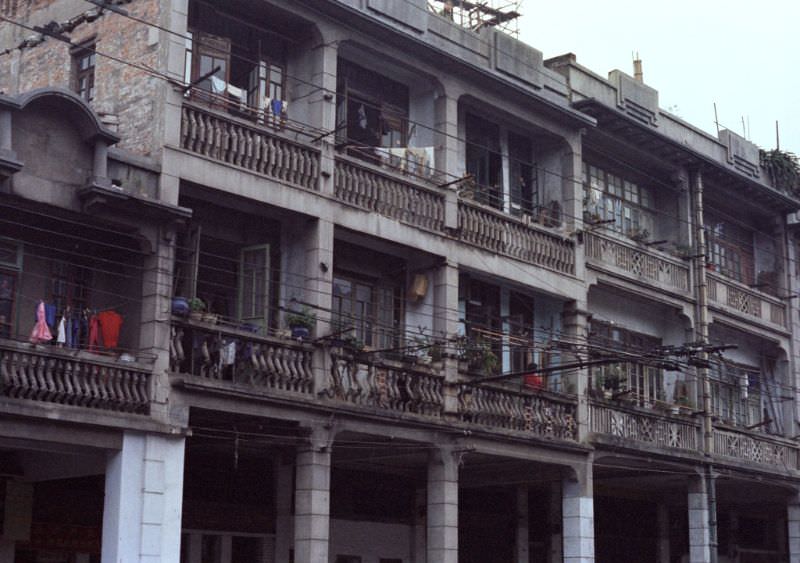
[1,412,799,563]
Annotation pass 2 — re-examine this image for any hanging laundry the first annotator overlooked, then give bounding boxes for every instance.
[88,314,101,351]
[220,340,236,366]
[29,301,53,344]
[357,104,367,129]
[97,310,123,349]
[64,316,73,348]
[56,316,66,346]
[270,98,283,118]
[44,303,56,329]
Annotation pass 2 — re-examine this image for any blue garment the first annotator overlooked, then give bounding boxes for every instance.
[64,317,73,348]
[71,316,80,348]
[270,98,283,117]
[44,303,56,328]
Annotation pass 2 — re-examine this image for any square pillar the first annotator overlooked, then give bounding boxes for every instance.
[101,431,185,563]
[562,469,594,563]
[688,475,712,563]
[294,428,332,563]
[427,448,458,563]
[562,301,590,441]
[516,485,529,563]
[788,492,800,563]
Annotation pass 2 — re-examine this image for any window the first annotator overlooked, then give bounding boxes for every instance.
[73,42,96,102]
[710,362,763,429]
[582,162,654,240]
[590,320,662,405]
[332,274,399,349]
[705,211,754,284]
[336,59,409,163]
[465,113,503,208]
[238,245,270,326]
[51,260,92,318]
[508,132,536,215]
[186,3,287,119]
[0,238,20,340]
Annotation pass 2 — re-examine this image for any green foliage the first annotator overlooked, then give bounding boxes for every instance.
[760,148,800,195]
[286,306,316,329]
[189,297,206,312]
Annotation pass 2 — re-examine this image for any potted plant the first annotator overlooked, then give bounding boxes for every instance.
[627,227,650,243]
[188,297,205,321]
[286,306,316,340]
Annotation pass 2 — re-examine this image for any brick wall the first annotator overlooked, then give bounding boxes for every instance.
[0,0,167,157]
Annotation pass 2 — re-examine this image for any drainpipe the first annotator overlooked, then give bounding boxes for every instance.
[692,168,718,562]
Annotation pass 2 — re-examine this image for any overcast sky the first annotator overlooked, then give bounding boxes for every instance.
[518,0,800,155]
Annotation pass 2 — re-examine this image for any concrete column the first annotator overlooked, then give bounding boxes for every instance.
[434,92,459,230]
[101,431,185,563]
[427,447,459,563]
[560,136,583,234]
[274,454,295,563]
[549,483,563,563]
[294,427,332,563]
[92,138,109,183]
[139,226,176,423]
[516,485,529,563]
[562,301,590,441]
[688,475,712,563]
[657,503,670,563]
[788,491,800,563]
[562,466,594,563]
[433,260,460,415]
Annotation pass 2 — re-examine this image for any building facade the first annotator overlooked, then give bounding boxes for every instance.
[0,1,799,562]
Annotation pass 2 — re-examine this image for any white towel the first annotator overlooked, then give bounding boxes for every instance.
[56,316,66,345]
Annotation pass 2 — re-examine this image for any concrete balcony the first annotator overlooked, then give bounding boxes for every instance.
[707,271,788,331]
[0,338,152,415]
[584,231,690,295]
[589,399,800,473]
[179,102,320,192]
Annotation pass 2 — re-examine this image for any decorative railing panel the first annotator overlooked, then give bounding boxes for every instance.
[180,103,319,191]
[712,427,799,470]
[707,273,787,329]
[170,321,313,396]
[584,232,689,292]
[458,201,575,275]
[0,342,150,414]
[457,384,578,441]
[334,157,445,233]
[589,402,699,452]
[321,355,444,417]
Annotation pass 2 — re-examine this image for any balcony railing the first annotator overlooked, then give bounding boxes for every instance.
[712,427,799,470]
[458,200,576,275]
[320,353,444,417]
[180,102,320,191]
[584,232,690,293]
[589,400,699,452]
[334,156,446,233]
[0,339,151,414]
[707,272,787,329]
[169,319,314,396]
[457,383,578,442]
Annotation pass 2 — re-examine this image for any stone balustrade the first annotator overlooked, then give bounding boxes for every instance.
[458,200,576,275]
[584,232,689,292]
[589,401,699,452]
[0,339,151,414]
[707,272,787,329]
[712,427,799,470]
[180,102,320,191]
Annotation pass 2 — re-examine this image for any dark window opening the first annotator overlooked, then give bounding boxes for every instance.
[508,132,536,215]
[73,43,96,102]
[336,59,410,165]
[465,113,502,209]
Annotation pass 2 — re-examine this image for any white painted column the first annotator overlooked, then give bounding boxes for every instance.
[562,472,594,563]
[788,492,800,563]
[657,503,670,563]
[293,428,331,563]
[427,447,458,563]
[274,454,295,563]
[688,475,712,563]
[101,431,186,563]
[516,485,529,563]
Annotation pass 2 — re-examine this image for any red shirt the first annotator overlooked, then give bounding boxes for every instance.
[97,310,123,349]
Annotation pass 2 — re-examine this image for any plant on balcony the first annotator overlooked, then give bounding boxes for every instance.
[188,297,205,321]
[459,336,499,375]
[286,306,316,340]
[627,227,650,243]
[760,148,800,196]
